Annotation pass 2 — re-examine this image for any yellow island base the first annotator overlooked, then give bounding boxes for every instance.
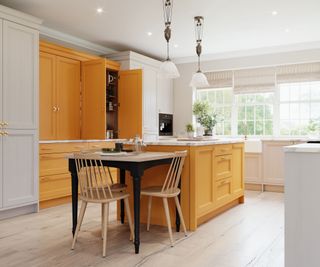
[121,140,244,231]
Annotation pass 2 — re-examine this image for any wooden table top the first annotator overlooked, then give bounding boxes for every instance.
[67,151,176,162]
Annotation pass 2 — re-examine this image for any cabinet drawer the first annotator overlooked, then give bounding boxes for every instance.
[40,173,71,201]
[215,155,232,181]
[215,145,232,156]
[216,178,231,202]
[40,153,69,176]
[40,142,88,154]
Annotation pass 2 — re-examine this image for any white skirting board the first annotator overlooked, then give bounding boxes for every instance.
[0,203,38,220]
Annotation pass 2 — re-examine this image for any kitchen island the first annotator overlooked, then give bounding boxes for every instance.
[122,138,244,231]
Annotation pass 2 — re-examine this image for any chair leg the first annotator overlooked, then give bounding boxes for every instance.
[71,201,87,250]
[147,196,152,231]
[124,197,134,241]
[163,197,174,247]
[101,203,105,239]
[174,196,187,236]
[102,203,109,257]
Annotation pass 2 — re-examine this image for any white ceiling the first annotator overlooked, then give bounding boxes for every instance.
[1,0,320,61]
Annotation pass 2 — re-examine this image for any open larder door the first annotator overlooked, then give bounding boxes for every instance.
[81,59,106,139]
[118,69,143,139]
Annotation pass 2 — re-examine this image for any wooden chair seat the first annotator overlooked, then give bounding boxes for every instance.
[71,153,134,257]
[141,186,180,197]
[142,150,188,247]
[80,190,130,203]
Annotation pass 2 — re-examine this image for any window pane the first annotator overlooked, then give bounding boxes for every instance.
[256,121,263,135]
[265,120,273,135]
[216,90,223,103]
[238,121,246,135]
[290,85,300,101]
[238,106,245,120]
[290,103,300,120]
[237,95,247,104]
[280,86,290,101]
[246,106,254,120]
[198,91,207,101]
[255,105,264,120]
[300,103,310,120]
[310,83,320,100]
[299,85,309,101]
[224,122,231,135]
[265,105,273,120]
[208,91,215,103]
[310,103,320,119]
[224,90,233,103]
[280,104,290,119]
[247,121,254,135]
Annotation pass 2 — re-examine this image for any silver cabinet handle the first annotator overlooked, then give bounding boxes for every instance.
[57,107,60,111]
[0,122,3,127]
[0,131,3,136]
[3,131,8,136]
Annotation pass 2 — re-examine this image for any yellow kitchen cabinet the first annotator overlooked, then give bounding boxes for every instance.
[121,143,244,231]
[39,52,80,140]
[81,58,142,140]
[39,141,116,208]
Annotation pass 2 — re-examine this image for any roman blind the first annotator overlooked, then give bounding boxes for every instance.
[201,70,233,89]
[276,62,320,84]
[233,67,276,94]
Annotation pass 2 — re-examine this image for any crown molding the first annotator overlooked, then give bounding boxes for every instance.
[173,41,320,65]
[40,25,116,55]
[0,4,42,29]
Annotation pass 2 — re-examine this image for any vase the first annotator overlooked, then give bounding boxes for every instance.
[187,131,194,138]
[204,129,213,136]
[196,125,204,137]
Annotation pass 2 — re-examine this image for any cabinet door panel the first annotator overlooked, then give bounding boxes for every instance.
[118,69,142,139]
[57,56,80,139]
[0,136,2,208]
[0,19,2,124]
[232,144,244,194]
[143,68,158,133]
[40,52,56,140]
[195,149,215,216]
[3,21,38,129]
[3,130,38,207]
[81,59,106,139]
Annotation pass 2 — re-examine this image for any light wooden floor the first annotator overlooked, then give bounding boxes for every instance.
[0,191,284,267]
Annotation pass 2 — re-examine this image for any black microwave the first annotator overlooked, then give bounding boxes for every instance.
[159,113,173,136]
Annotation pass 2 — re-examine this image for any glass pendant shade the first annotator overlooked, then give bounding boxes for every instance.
[159,59,180,79]
[190,71,209,88]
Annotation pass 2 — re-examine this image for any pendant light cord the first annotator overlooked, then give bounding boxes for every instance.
[167,41,170,61]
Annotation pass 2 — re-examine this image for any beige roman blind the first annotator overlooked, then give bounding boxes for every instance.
[233,67,276,94]
[201,70,233,89]
[276,62,320,84]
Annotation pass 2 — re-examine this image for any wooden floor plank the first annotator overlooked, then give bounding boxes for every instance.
[0,191,284,267]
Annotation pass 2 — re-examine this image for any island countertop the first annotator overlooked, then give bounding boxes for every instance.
[145,138,244,146]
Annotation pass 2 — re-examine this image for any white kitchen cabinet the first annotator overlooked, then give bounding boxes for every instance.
[157,77,173,114]
[0,5,41,217]
[3,21,39,130]
[2,130,38,208]
[107,51,173,141]
[262,141,293,185]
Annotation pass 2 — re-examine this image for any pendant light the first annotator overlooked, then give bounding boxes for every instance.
[190,16,209,87]
[159,0,180,79]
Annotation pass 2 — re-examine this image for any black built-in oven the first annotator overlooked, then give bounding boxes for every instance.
[159,113,173,136]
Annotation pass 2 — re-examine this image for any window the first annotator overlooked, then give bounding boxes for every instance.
[196,88,233,135]
[279,81,320,135]
[236,93,274,136]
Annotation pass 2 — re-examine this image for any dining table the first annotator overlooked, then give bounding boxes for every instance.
[68,151,178,254]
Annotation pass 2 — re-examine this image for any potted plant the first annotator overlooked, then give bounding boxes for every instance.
[192,100,218,136]
[185,123,194,138]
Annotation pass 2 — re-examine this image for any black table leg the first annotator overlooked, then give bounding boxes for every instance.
[132,175,141,254]
[70,161,78,236]
[176,179,181,232]
[120,169,125,224]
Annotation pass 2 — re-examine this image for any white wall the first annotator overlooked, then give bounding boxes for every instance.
[173,48,320,135]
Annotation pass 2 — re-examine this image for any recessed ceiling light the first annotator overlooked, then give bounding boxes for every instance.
[174,44,179,48]
[97,8,103,14]
[285,28,290,33]
[272,11,278,16]
[147,32,153,36]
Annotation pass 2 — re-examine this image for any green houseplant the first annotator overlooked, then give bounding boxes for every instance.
[185,123,195,138]
[192,100,218,136]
